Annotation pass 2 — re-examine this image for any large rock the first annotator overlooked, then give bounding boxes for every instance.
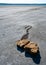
[16,39,39,54]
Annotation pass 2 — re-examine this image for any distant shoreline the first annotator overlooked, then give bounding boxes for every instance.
[0,3,46,6]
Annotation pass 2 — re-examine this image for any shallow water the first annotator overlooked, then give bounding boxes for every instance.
[0,6,46,65]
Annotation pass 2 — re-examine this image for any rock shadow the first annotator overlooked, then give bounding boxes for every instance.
[17,46,25,53]
[17,45,41,64]
[25,51,41,64]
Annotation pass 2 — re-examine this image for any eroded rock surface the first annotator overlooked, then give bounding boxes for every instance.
[16,39,30,47]
[24,42,39,54]
[16,39,39,54]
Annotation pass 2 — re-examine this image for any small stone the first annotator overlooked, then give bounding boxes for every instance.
[16,39,30,47]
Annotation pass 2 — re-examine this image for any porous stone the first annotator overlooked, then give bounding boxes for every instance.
[16,39,39,54]
[24,42,39,54]
[16,39,30,47]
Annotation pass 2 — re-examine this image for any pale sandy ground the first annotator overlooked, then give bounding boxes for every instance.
[0,6,46,65]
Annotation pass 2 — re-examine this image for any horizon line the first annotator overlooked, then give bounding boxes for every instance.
[0,3,46,5]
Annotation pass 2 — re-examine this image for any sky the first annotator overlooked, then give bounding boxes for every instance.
[0,0,46,3]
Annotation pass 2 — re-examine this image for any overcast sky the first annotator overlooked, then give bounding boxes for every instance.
[0,0,46,3]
